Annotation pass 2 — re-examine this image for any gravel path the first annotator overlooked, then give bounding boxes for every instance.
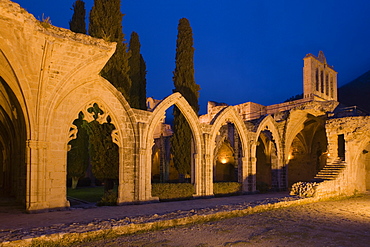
[0,193,297,243]
[77,194,370,247]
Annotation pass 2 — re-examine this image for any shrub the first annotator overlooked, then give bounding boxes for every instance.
[256,181,271,193]
[97,190,117,206]
[152,183,194,201]
[213,182,242,196]
[290,181,318,197]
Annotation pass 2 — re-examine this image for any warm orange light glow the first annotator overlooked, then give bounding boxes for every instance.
[288,154,293,160]
[221,158,227,164]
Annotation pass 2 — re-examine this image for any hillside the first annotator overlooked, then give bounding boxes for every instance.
[338,70,370,113]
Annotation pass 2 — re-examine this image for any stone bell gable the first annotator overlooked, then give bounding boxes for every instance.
[303,51,338,101]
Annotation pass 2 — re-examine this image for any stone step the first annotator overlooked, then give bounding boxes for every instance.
[314,162,346,181]
[315,174,337,178]
[317,169,341,174]
[323,164,345,168]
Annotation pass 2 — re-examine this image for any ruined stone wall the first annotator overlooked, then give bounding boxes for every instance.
[1,0,369,212]
[319,116,370,196]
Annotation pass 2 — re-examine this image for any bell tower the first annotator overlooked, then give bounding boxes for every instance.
[303,51,338,101]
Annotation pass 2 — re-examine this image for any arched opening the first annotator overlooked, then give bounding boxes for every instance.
[355,143,370,191]
[66,103,119,206]
[211,120,245,197]
[256,130,278,192]
[0,77,27,207]
[148,95,200,200]
[150,106,180,183]
[315,68,319,91]
[215,140,236,182]
[213,122,241,182]
[287,118,327,186]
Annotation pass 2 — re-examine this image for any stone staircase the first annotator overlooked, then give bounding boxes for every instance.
[312,158,346,182]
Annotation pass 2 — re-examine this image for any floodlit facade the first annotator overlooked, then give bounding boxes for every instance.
[1,0,369,212]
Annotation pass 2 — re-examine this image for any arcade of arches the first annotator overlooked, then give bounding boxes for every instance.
[1,0,370,212]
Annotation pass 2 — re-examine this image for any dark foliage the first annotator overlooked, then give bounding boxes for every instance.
[82,104,119,192]
[69,0,86,34]
[171,18,200,176]
[128,31,147,110]
[67,112,89,189]
[89,0,131,102]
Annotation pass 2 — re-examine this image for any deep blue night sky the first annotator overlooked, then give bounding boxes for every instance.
[12,0,370,114]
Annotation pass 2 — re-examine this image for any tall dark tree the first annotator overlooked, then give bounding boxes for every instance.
[171,18,200,177]
[82,104,119,192]
[67,112,89,189]
[69,0,86,34]
[89,0,131,102]
[128,32,147,110]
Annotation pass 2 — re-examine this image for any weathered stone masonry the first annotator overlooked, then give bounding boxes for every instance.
[1,0,369,212]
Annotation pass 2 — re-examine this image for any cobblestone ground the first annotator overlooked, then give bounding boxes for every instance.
[77,194,370,247]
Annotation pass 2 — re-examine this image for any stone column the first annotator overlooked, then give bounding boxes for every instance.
[249,157,257,192]
[26,140,69,212]
[137,122,158,203]
[193,133,212,197]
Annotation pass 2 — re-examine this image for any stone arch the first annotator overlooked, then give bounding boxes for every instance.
[0,49,32,139]
[285,111,317,159]
[0,78,28,204]
[46,77,137,209]
[285,110,327,186]
[145,93,203,196]
[351,134,370,192]
[0,48,31,210]
[213,138,237,182]
[253,115,282,168]
[209,106,250,192]
[253,115,284,191]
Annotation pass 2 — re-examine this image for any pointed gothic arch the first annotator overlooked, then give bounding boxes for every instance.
[253,115,284,191]
[0,48,31,210]
[46,77,137,208]
[350,131,370,192]
[144,92,203,196]
[209,106,250,192]
[285,110,327,186]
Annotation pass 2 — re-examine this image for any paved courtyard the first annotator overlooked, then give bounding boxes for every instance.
[78,193,370,247]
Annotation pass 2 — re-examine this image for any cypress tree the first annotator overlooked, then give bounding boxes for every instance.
[139,54,147,109]
[69,0,86,34]
[171,18,200,177]
[67,112,89,189]
[89,0,131,102]
[128,31,147,110]
[82,104,119,192]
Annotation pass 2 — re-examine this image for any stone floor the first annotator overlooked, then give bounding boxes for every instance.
[0,192,298,243]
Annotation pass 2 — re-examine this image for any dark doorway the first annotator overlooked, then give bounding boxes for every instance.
[338,134,345,161]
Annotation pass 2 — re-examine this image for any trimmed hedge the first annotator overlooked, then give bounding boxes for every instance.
[213,182,242,196]
[152,183,194,201]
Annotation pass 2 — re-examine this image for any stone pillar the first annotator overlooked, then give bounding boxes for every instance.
[241,156,252,192]
[248,157,257,192]
[117,146,136,204]
[26,140,69,212]
[137,122,158,203]
[117,130,137,204]
[194,133,213,197]
[26,140,47,212]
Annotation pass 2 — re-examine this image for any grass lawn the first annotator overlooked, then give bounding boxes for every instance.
[67,186,104,203]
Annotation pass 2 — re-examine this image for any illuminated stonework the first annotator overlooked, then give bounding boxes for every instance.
[0,0,368,212]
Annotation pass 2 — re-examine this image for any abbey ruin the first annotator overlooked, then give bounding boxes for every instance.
[1,0,370,212]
